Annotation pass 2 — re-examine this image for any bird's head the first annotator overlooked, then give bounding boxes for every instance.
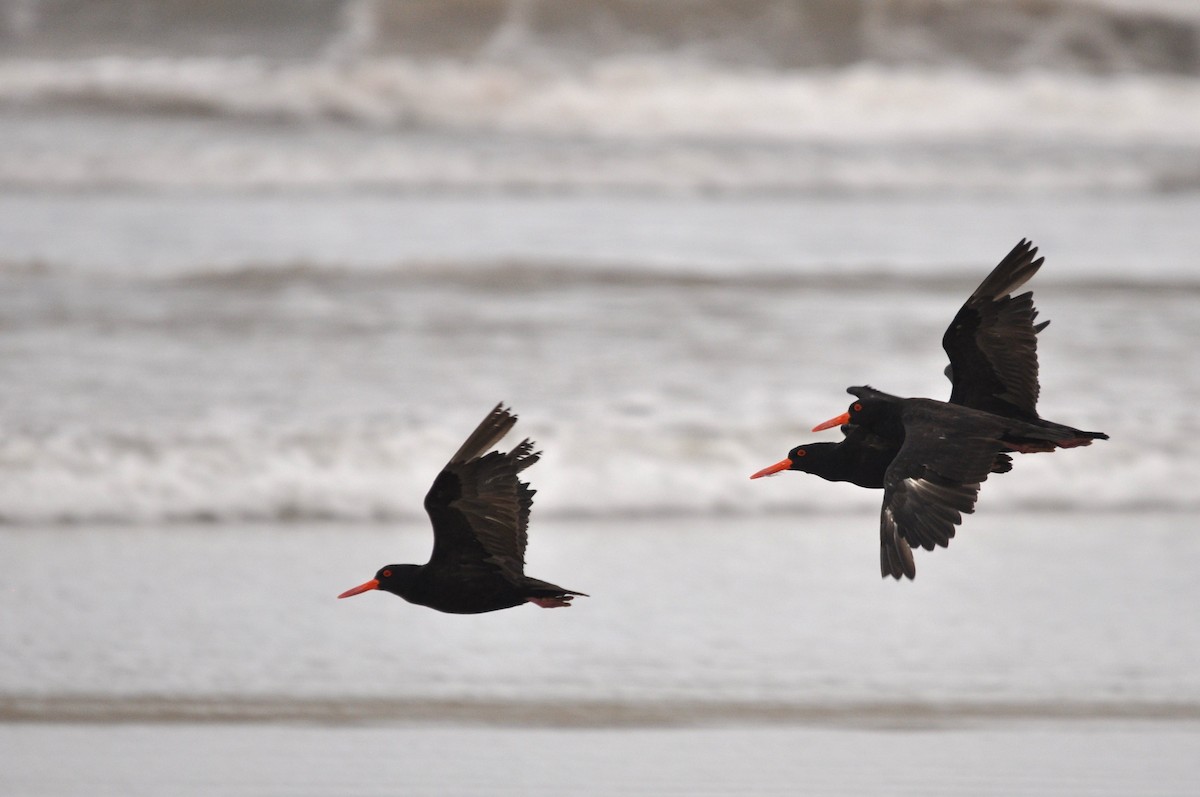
[749,442,839,479]
[812,396,896,435]
[337,564,420,600]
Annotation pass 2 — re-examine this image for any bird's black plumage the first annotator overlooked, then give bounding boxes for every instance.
[751,239,1107,579]
[852,394,1100,579]
[338,403,585,613]
[942,239,1049,421]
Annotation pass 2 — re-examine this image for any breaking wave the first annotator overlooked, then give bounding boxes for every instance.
[0,415,1184,525]
[1,1,1200,194]
[4,0,1199,75]
[3,57,1199,140]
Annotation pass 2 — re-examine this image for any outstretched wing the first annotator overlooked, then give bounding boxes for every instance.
[444,402,518,466]
[423,404,540,583]
[943,239,1047,421]
[878,402,1006,579]
[880,470,981,579]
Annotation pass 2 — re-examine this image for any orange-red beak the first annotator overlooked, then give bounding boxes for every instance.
[811,412,850,432]
[337,579,379,599]
[750,458,792,479]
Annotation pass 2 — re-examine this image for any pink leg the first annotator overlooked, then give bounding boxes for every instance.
[528,596,574,608]
[1008,441,1056,454]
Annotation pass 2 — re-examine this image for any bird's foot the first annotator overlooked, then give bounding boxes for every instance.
[528,596,574,608]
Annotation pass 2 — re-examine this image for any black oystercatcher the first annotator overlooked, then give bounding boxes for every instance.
[750,240,1049,486]
[750,240,1107,579]
[338,403,586,613]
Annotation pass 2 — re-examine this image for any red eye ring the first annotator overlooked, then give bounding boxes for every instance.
[853,402,863,412]
[795,449,806,457]
[382,569,392,578]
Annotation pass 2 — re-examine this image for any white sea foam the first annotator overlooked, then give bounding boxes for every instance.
[0,406,1186,525]
[0,190,1194,525]
[1,58,1199,192]
[5,58,1200,141]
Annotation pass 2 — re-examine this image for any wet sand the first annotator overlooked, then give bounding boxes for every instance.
[4,720,1198,797]
[5,694,1199,727]
[4,514,1199,706]
[4,514,1198,793]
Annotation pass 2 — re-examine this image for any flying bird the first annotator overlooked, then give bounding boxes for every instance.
[338,403,586,613]
[750,240,1107,579]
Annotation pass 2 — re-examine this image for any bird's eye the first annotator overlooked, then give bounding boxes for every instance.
[853,402,863,412]
[795,449,806,457]
[382,569,392,578]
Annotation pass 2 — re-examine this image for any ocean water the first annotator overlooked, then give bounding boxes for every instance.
[2,2,1200,793]
[0,191,1196,524]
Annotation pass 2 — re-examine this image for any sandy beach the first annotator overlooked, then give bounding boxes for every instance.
[5,515,1199,705]
[4,515,1200,794]
[4,720,1199,797]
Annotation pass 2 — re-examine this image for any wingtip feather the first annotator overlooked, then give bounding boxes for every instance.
[447,402,519,465]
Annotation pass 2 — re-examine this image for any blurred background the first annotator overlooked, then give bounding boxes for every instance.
[2,2,1200,794]
[0,0,1197,521]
